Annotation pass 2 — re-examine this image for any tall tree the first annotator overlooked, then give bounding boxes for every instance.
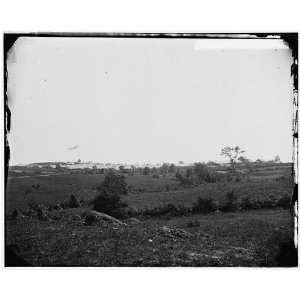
[221,146,245,173]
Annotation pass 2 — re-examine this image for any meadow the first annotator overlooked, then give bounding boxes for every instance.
[5,162,297,267]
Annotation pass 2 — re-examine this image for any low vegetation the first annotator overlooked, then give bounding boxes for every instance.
[5,161,296,267]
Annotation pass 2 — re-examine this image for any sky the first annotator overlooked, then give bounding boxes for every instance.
[7,37,294,165]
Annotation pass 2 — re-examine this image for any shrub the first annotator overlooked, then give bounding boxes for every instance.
[193,163,218,183]
[238,196,253,210]
[220,190,238,212]
[192,196,217,213]
[152,174,159,179]
[277,193,291,209]
[175,171,193,186]
[27,199,40,211]
[251,198,263,209]
[97,171,128,195]
[143,167,151,175]
[68,194,80,208]
[92,191,128,216]
[261,195,277,209]
[143,203,190,218]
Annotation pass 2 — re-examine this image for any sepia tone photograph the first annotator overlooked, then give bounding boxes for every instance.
[4,33,298,267]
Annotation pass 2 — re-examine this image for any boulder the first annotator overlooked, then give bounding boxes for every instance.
[125,217,141,225]
[82,210,125,226]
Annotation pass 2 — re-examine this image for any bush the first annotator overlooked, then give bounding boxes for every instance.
[152,174,160,179]
[220,190,238,212]
[193,163,218,183]
[27,199,40,211]
[175,171,193,186]
[92,191,128,216]
[261,195,277,209]
[143,203,190,218]
[192,196,217,213]
[238,196,252,210]
[97,171,128,195]
[68,194,80,208]
[277,193,291,209]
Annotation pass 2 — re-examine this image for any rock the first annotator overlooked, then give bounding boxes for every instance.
[125,217,141,225]
[82,210,125,226]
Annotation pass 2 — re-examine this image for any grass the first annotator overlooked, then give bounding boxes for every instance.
[6,173,181,212]
[5,163,296,267]
[6,209,295,266]
[124,180,293,211]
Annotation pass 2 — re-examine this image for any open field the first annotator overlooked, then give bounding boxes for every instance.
[6,163,293,212]
[5,163,297,267]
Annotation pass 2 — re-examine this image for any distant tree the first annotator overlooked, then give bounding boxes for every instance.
[151,167,157,174]
[178,161,184,165]
[160,163,169,175]
[119,165,125,172]
[130,165,135,176]
[143,166,151,175]
[274,155,281,163]
[207,161,219,167]
[221,146,245,173]
[185,168,193,178]
[168,163,176,173]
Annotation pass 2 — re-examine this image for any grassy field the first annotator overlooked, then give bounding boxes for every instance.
[6,209,295,266]
[6,166,293,212]
[5,163,297,267]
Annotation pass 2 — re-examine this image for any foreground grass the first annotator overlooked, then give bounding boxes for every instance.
[6,209,295,267]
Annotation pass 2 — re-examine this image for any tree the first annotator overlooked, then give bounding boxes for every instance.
[130,165,135,176]
[185,168,193,178]
[168,163,176,173]
[193,163,217,183]
[221,146,245,173]
[274,155,281,163]
[160,163,169,175]
[119,165,125,172]
[97,171,128,195]
[92,191,127,215]
[143,166,150,175]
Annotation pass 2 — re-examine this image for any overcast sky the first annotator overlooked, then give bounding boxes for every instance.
[7,37,293,165]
